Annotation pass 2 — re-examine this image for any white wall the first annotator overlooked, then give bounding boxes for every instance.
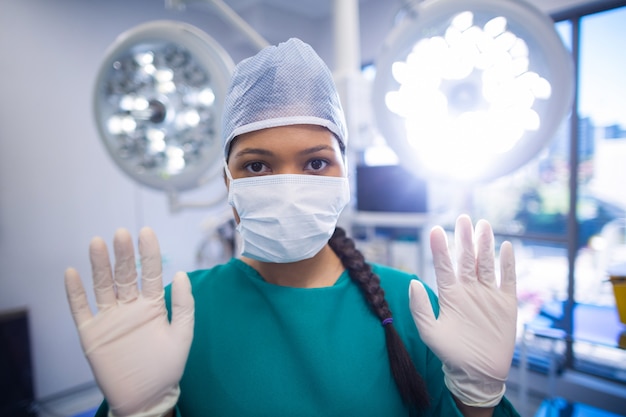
[0,0,405,401]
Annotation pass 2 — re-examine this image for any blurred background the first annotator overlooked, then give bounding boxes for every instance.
[1,0,625,416]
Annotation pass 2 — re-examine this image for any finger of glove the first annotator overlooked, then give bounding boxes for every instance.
[499,241,517,296]
[430,226,456,289]
[170,272,195,345]
[475,219,496,287]
[64,268,93,328]
[113,228,139,303]
[409,280,437,340]
[138,227,164,300]
[455,215,477,283]
[89,236,117,309]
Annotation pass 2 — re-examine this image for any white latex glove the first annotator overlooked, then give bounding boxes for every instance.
[409,215,517,408]
[65,227,195,417]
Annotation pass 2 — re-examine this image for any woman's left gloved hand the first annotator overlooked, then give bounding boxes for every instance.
[409,215,517,408]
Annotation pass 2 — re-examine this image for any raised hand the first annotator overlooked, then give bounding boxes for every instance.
[409,215,517,408]
[65,227,194,416]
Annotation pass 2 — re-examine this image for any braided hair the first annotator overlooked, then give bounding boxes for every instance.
[328,227,430,412]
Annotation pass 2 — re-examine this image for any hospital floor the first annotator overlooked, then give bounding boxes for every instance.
[506,384,550,417]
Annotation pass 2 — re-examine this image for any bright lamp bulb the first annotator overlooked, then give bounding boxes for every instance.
[373,0,574,183]
[93,21,234,191]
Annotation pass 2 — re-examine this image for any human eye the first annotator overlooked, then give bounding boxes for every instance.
[244,161,271,174]
[305,158,329,173]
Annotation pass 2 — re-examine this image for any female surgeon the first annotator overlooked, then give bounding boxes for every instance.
[64,38,520,417]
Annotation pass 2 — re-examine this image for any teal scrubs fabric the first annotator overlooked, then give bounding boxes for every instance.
[95,258,519,416]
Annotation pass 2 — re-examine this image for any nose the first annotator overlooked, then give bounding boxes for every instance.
[274,163,302,175]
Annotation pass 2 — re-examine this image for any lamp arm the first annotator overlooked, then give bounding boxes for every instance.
[166,0,270,51]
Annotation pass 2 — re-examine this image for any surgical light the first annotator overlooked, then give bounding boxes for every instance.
[93,20,234,191]
[373,0,574,183]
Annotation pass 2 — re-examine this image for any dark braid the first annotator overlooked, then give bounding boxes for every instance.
[329,227,430,412]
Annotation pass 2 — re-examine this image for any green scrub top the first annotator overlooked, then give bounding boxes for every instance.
[95,258,519,417]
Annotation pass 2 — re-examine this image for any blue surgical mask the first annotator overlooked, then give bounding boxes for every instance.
[226,167,350,263]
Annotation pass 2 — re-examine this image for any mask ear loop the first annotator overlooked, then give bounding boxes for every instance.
[224,159,235,182]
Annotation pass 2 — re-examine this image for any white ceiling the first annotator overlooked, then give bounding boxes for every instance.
[205,0,622,64]
[221,0,614,17]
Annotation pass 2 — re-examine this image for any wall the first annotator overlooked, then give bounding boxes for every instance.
[0,0,405,401]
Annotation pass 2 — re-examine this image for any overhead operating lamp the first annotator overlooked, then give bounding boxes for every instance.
[372,0,574,183]
[93,20,234,195]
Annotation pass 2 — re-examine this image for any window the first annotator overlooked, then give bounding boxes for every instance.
[471,4,626,383]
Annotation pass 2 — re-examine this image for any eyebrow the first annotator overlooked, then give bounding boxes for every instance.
[232,145,335,159]
[298,145,336,155]
[232,148,273,159]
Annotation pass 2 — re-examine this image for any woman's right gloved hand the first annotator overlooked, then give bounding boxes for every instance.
[64,227,195,417]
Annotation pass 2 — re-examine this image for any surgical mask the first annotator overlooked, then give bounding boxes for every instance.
[226,168,350,263]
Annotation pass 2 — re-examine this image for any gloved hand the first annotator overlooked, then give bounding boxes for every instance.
[409,215,517,408]
[64,227,195,417]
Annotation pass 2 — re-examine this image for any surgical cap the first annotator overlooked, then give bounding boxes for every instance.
[222,38,347,158]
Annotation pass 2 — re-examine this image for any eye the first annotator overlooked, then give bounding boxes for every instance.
[306,159,328,172]
[244,161,270,174]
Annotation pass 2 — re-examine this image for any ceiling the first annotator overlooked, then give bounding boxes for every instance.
[220,0,616,18]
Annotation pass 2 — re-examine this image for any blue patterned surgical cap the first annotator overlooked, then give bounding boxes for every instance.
[222,38,347,158]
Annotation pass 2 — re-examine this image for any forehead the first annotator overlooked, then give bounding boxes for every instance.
[229,124,341,155]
